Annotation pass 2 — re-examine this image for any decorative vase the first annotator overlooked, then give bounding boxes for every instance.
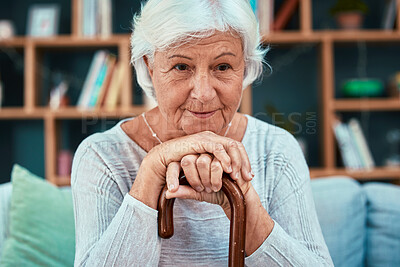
[335,11,364,30]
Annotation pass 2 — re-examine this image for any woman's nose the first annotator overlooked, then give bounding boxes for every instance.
[190,70,217,103]
[191,70,217,103]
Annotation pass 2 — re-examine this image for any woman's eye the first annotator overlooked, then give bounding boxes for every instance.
[216,64,231,71]
[174,64,189,71]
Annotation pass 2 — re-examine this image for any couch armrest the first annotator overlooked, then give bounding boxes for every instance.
[0,182,12,259]
[311,176,366,267]
[364,182,400,266]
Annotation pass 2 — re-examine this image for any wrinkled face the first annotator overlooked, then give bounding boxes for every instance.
[146,31,245,135]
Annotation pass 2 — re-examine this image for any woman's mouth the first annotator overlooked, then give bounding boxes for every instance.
[189,110,216,119]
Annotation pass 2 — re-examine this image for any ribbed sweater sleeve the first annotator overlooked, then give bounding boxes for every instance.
[71,142,161,266]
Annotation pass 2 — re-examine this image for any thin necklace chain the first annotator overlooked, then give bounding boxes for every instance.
[141,112,232,145]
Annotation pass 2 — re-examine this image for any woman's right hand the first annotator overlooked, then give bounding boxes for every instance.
[129,131,253,210]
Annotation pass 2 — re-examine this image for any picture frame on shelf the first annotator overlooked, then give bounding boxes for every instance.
[27,4,60,37]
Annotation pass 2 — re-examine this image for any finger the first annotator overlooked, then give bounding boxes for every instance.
[196,154,213,193]
[166,161,181,192]
[166,185,226,206]
[236,141,254,181]
[202,142,232,174]
[210,157,223,192]
[225,140,243,181]
[181,154,204,192]
[166,185,201,200]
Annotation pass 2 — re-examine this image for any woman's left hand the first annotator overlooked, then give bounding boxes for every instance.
[164,153,251,209]
[165,153,275,256]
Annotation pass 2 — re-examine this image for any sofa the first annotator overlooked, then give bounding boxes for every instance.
[0,165,399,266]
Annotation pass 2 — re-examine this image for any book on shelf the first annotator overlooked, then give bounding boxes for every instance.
[104,61,126,111]
[381,0,397,30]
[49,80,69,109]
[87,54,116,107]
[77,50,107,109]
[82,0,95,37]
[332,115,375,170]
[82,0,112,37]
[99,0,112,37]
[332,116,360,170]
[78,50,122,110]
[95,55,117,108]
[273,0,299,31]
[348,118,375,170]
[258,0,274,34]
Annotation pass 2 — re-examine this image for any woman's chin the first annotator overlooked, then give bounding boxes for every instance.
[182,124,219,135]
[179,110,227,135]
[181,120,221,135]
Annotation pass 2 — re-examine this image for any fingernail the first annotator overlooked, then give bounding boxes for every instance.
[168,184,175,191]
[212,186,219,192]
[205,187,212,193]
[248,172,253,179]
[227,166,233,172]
[195,186,204,192]
[251,170,255,177]
[235,172,239,179]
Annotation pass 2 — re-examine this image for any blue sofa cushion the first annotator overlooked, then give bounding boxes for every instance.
[0,165,75,267]
[364,183,400,267]
[311,177,366,267]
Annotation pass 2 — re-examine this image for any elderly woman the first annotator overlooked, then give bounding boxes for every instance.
[71,0,333,266]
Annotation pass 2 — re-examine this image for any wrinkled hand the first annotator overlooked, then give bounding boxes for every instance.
[165,154,253,217]
[130,131,254,210]
[130,131,274,256]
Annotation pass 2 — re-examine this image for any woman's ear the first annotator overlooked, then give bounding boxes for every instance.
[143,56,154,78]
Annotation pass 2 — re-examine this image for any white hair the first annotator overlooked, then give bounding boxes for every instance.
[130,0,269,102]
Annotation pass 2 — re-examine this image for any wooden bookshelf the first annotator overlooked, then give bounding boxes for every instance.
[0,37,27,47]
[334,98,400,111]
[310,167,400,180]
[0,107,45,119]
[262,30,400,43]
[1,0,400,186]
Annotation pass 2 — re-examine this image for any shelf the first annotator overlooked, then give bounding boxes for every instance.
[0,107,45,119]
[333,98,400,111]
[0,106,148,119]
[323,30,400,43]
[0,35,130,49]
[310,167,400,180]
[47,106,147,119]
[33,35,130,48]
[0,37,26,47]
[3,30,400,49]
[262,31,321,43]
[262,30,400,44]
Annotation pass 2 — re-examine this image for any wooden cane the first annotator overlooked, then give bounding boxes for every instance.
[157,172,246,267]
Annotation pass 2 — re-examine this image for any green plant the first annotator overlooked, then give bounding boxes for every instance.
[329,0,369,16]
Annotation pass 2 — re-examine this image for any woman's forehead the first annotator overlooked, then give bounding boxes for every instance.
[161,31,243,57]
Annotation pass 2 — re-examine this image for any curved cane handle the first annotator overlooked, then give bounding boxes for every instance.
[157,172,246,267]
